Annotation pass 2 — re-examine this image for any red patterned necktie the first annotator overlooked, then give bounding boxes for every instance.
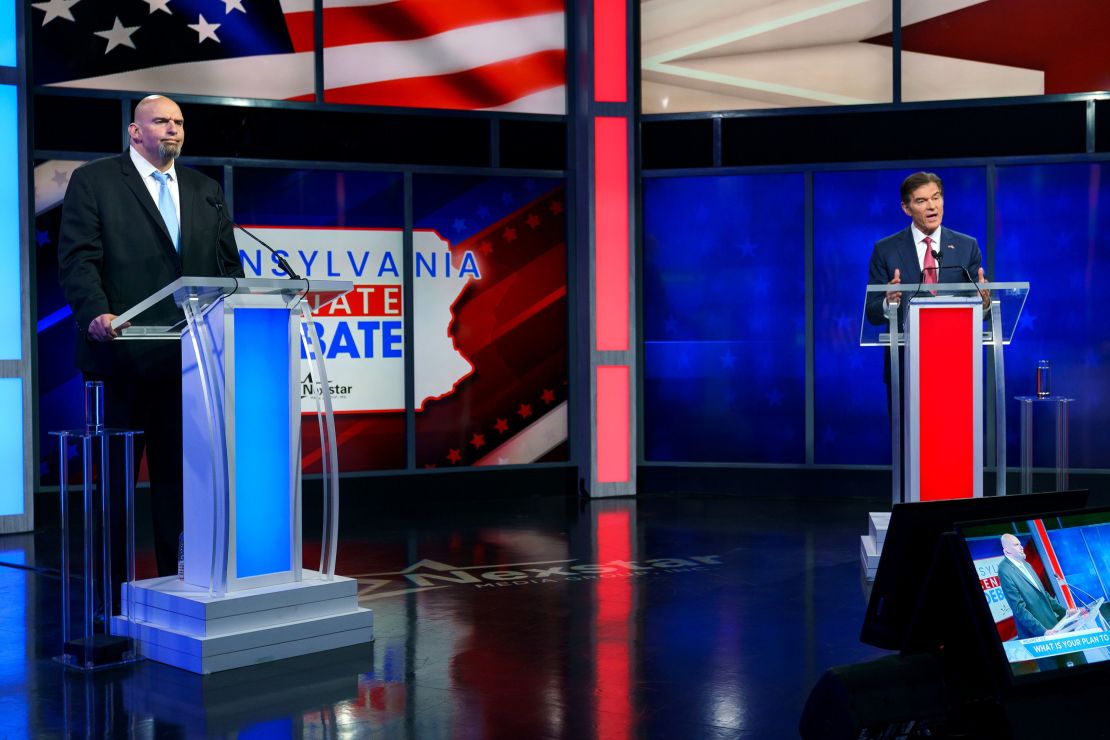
[922,235,937,285]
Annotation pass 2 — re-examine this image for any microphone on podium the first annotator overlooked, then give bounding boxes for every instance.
[912,248,987,305]
[206,195,301,280]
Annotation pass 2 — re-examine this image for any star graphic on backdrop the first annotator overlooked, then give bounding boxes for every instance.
[188,14,221,43]
[452,218,467,233]
[501,192,513,205]
[478,240,493,256]
[36,230,51,246]
[517,403,532,419]
[524,179,536,191]
[446,448,462,464]
[525,214,541,229]
[721,350,736,368]
[540,389,555,404]
[222,0,246,13]
[94,17,140,53]
[469,433,486,449]
[476,205,490,218]
[765,388,783,406]
[32,0,80,25]
[549,200,563,215]
[52,169,69,187]
[502,227,517,242]
[142,0,172,14]
[493,418,509,433]
[664,317,679,335]
[738,240,755,257]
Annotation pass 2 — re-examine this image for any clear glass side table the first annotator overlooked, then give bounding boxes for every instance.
[1014,396,1073,494]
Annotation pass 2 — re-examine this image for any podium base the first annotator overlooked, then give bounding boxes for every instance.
[860,511,890,581]
[56,634,138,670]
[111,572,372,674]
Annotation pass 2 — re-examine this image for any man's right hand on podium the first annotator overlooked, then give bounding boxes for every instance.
[88,313,129,341]
[886,268,902,306]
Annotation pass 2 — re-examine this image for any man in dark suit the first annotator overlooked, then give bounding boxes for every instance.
[866,171,987,328]
[865,172,990,409]
[57,95,243,592]
[997,533,1074,639]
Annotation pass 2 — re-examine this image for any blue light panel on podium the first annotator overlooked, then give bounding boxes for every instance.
[0,379,24,515]
[0,85,18,361]
[233,308,292,578]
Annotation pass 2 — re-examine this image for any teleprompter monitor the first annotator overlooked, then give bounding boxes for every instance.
[953,507,1110,686]
[861,490,1089,651]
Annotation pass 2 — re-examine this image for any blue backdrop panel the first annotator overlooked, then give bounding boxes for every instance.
[0,5,12,68]
[0,85,19,361]
[233,168,403,228]
[643,174,805,463]
[812,167,987,464]
[233,307,292,579]
[1046,523,1110,603]
[0,379,23,516]
[994,163,1110,470]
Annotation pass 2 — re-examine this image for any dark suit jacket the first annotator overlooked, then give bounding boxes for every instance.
[865,225,982,328]
[865,226,982,392]
[998,557,1067,639]
[57,151,244,376]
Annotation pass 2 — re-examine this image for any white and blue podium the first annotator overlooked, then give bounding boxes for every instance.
[107,277,372,674]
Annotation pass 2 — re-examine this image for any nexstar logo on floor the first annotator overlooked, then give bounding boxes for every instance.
[353,556,723,601]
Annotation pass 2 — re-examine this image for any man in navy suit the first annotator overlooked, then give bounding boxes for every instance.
[866,171,987,327]
[58,95,243,590]
[996,533,1075,639]
[866,172,990,408]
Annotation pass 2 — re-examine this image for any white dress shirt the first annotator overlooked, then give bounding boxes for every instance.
[129,145,181,227]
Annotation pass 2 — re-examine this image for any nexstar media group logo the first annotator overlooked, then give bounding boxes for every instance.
[301,371,353,400]
[353,555,724,601]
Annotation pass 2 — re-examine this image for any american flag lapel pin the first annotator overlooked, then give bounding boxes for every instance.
[946,244,955,249]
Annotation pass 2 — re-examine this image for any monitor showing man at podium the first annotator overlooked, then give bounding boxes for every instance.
[956,510,1110,680]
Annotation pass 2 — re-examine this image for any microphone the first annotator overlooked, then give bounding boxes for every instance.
[1055,575,1103,610]
[908,248,986,306]
[206,195,301,280]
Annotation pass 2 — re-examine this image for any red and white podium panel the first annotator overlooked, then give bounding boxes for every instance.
[904,297,983,502]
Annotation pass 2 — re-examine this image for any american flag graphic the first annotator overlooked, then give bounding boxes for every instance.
[32,0,566,113]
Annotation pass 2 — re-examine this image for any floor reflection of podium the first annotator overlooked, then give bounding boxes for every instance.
[122,644,368,736]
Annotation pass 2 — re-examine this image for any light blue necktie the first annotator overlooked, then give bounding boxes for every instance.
[151,171,180,251]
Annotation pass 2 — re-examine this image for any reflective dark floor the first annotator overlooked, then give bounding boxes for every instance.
[0,489,889,738]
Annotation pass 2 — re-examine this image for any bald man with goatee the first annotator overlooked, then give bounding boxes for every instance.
[996,533,1076,639]
[57,95,243,607]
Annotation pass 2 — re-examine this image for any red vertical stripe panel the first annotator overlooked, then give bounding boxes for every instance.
[1033,518,1075,609]
[593,0,627,102]
[594,116,629,352]
[595,509,632,737]
[597,365,630,483]
[918,307,975,501]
